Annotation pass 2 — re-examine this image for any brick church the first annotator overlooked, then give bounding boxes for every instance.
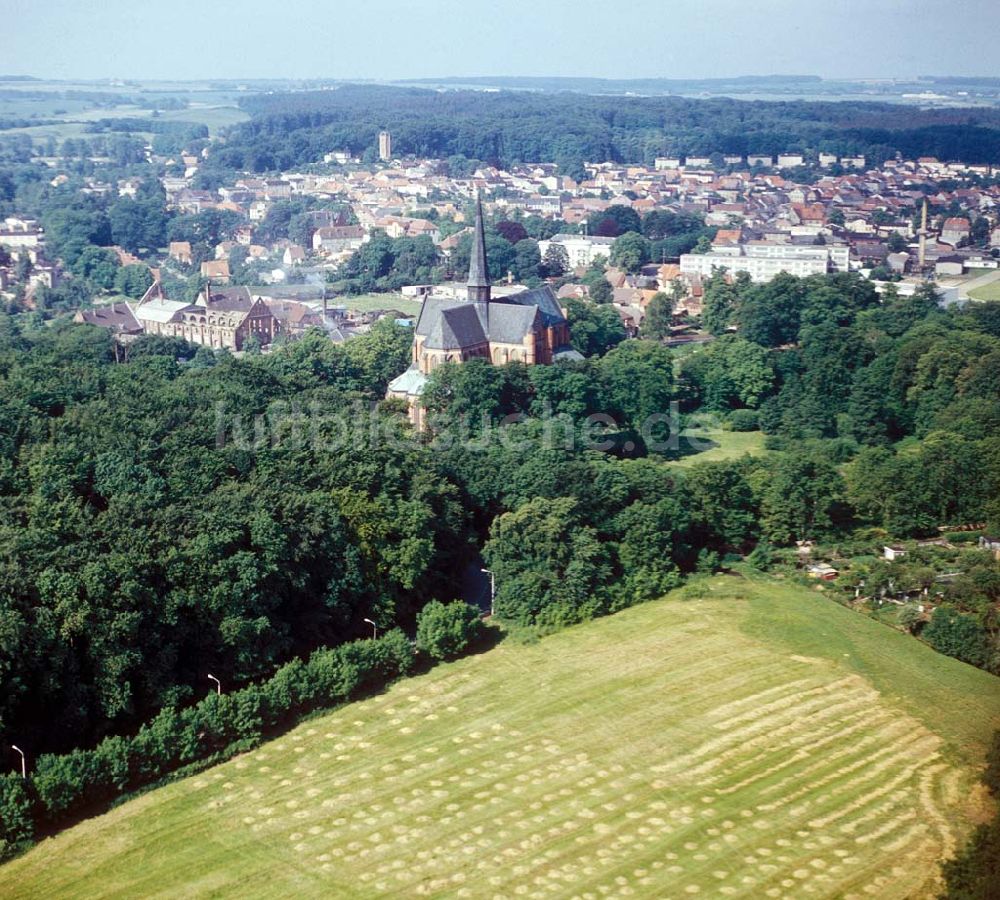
[387,196,575,427]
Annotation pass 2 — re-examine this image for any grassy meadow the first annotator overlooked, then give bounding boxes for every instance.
[2,575,998,899]
[669,428,769,468]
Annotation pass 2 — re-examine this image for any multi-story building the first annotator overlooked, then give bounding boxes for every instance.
[133,282,279,351]
[537,234,616,268]
[680,243,832,282]
[379,131,392,161]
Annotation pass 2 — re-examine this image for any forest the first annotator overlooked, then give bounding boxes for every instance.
[0,268,998,865]
[196,85,1000,176]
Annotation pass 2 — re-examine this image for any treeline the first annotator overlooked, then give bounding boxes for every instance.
[194,85,1000,175]
[0,630,415,859]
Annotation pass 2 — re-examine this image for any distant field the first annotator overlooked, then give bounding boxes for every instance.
[0,82,248,142]
[670,427,769,467]
[3,574,997,899]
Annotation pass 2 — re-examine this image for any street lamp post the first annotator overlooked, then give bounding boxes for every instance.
[11,744,26,779]
[207,673,222,695]
[363,618,377,639]
[480,568,495,617]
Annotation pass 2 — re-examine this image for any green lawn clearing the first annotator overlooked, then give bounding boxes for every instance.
[3,575,997,899]
[338,293,423,316]
[670,428,769,468]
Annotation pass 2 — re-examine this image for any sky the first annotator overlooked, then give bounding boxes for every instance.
[4,0,999,82]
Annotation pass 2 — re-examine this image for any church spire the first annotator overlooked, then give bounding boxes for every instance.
[467,191,491,303]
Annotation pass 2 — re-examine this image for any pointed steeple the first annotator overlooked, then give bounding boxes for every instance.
[467,192,491,303]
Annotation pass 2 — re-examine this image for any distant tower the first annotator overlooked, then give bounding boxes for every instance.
[378,130,392,161]
[467,193,491,304]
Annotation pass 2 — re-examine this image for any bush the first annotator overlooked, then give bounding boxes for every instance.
[923,605,990,668]
[728,409,759,431]
[0,773,34,859]
[416,600,484,661]
[747,542,773,571]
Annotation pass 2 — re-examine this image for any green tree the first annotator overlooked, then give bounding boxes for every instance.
[610,231,651,274]
[113,265,154,299]
[589,277,613,304]
[415,600,484,660]
[760,451,847,544]
[587,205,641,238]
[923,605,989,668]
[565,298,626,357]
[541,242,570,277]
[511,239,541,282]
[71,246,120,291]
[701,270,743,336]
[680,335,774,410]
[641,291,673,340]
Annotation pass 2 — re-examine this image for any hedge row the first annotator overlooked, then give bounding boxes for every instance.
[0,630,414,860]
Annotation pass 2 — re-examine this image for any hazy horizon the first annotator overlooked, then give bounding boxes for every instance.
[6,0,1000,83]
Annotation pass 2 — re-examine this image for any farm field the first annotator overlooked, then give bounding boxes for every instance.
[2,575,998,899]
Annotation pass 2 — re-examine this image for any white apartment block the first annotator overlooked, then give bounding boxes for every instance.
[743,241,850,272]
[538,234,616,268]
[680,244,833,282]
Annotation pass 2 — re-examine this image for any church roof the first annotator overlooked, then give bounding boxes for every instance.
[415,292,552,351]
[425,302,486,350]
[502,285,565,327]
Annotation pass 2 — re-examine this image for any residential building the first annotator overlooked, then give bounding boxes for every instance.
[379,131,392,161]
[940,217,970,246]
[537,233,616,268]
[680,245,831,282]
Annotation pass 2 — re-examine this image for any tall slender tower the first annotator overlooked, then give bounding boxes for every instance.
[467,193,491,304]
[378,131,392,161]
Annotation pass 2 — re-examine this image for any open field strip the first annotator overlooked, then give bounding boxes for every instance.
[2,575,997,899]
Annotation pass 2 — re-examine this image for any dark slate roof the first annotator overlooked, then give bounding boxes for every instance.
[416,285,564,352]
[484,302,540,344]
[426,303,487,350]
[203,285,255,312]
[502,285,565,328]
[77,302,143,333]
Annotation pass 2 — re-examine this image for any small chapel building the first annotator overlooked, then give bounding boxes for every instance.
[387,196,575,427]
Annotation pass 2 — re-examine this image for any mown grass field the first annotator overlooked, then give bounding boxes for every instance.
[968,280,1000,302]
[3,575,998,899]
[340,293,423,315]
